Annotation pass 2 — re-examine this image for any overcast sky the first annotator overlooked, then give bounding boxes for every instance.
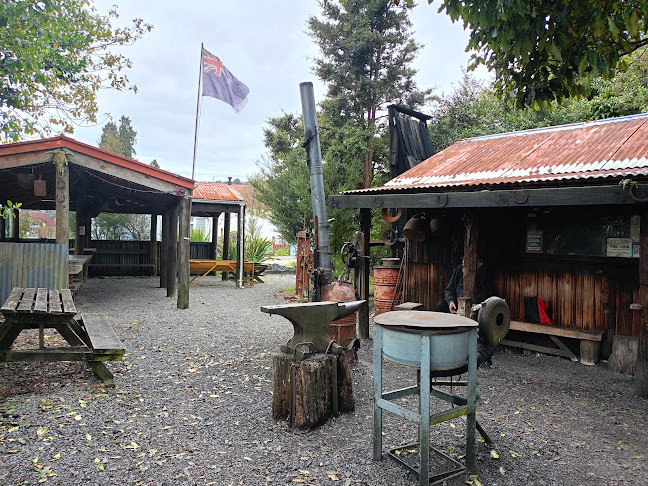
[72,1,490,182]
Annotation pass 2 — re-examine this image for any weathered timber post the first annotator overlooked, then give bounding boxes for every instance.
[166,204,178,297]
[160,209,170,288]
[358,208,371,338]
[236,205,245,288]
[210,213,220,260]
[634,210,648,397]
[53,151,70,249]
[149,213,158,277]
[74,200,86,255]
[177,197,191,309]
[10,208,20,241]
[222,212,231,281]
[463,209,479,308]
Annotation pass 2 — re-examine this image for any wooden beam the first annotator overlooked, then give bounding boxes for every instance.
[160,209,169,288]
[329,184,643,209]
[54,152,70,249]
[177,197,191,309]
[150,213,158,277]
[463,209,479,304]
[634,209,648,397]
[236,206,245,288]
[10,208,19,241]
[166,204,178,297]
[358,208,371,339]
[222,212,231,281]
[210,213,220,260]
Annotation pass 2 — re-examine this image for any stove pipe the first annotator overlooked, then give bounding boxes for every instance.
[300,82,332,293]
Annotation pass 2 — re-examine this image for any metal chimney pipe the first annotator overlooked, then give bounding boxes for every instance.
[300,82,332,275]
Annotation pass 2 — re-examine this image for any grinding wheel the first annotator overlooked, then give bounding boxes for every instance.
[477,296,510,347]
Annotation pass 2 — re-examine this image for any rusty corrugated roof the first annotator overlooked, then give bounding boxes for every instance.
[193,182,245,201]
[348,113,648,194]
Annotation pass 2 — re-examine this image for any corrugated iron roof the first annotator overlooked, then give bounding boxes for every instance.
[193,182,245,201]
[347,113,648,194]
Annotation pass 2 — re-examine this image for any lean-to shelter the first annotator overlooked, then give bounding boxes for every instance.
[0,135,247,307]
[330,113,648,394]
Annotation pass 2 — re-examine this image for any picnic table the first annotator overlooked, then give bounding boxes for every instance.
[189,259,256,286]
[69,253,94,292]
[0,287,124,385]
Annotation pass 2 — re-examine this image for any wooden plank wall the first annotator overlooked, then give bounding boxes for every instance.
[492,266,638,339]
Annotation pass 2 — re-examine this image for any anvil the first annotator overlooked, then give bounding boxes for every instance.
[261,300,365,358]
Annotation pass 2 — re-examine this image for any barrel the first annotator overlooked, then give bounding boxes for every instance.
[323,280,358,347]
[374,265,400,315]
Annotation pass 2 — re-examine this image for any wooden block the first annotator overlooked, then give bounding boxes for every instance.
[272,353,354,428]
[608,336,638,374]
[580,340,600,366]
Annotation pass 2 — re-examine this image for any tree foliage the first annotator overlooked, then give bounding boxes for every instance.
[309,0,431,186]
[431,0,648,108]
[94,115,148,240]
[98,115,137,159]
[0,0,152,141]
[429,57,648,152]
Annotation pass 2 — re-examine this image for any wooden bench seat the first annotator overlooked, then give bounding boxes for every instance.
[81,313,125,357]
[501,320,603,365]
[80,313,125,385]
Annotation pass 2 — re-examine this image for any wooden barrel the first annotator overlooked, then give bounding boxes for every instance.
[374,265,400,315]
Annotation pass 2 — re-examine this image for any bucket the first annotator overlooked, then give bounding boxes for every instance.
[374,265,400,315]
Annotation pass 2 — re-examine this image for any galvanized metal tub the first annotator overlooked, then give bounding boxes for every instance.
[374,311,478,370]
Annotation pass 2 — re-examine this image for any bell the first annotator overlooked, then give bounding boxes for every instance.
[403,215,428,242]
[34,177,46,197]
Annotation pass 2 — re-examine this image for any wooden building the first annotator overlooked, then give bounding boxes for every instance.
[0,136,248,308]
[330,113,648,396]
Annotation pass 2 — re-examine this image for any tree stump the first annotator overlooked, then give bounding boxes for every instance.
[272,352,354,428]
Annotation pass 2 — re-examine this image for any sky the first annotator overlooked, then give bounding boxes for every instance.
[72,1,490,182]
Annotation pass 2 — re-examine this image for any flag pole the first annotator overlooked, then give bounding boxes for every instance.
[191,43,204,181]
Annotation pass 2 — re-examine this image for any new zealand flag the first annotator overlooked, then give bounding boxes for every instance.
[201,48,249,113]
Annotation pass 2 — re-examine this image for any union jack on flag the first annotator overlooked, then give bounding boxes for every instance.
[201,47,250,113]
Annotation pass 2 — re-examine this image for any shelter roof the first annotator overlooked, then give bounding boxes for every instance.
[0,135,193,215]
[193,182,245,202]
[347,113,648,194]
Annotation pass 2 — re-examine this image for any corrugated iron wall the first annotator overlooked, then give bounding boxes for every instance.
[0,242,68,303]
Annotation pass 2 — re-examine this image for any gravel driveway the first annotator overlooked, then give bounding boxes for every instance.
[1,274,647,485]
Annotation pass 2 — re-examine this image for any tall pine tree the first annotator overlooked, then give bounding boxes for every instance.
[308,0,431,187]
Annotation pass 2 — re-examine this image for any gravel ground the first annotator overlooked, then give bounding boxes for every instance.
[1,274,647,485]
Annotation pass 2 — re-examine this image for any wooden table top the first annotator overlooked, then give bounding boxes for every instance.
[1,288,76,316]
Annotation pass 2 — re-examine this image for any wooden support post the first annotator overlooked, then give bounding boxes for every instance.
[10,208,20,241]
[463,209,479,305]
[166,204,178,297]
[236,205,245,288]
[177,197,191,309]
[53,152,70,250]
[160,209,169,288]
[358,208,371,339]
[210,213,220,260]
[150,213,158,277]
[74,203,86,255]
[634,210,648,397]
[222,212,231,281]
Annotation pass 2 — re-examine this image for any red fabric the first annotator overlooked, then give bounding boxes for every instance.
[537,297,553,326]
